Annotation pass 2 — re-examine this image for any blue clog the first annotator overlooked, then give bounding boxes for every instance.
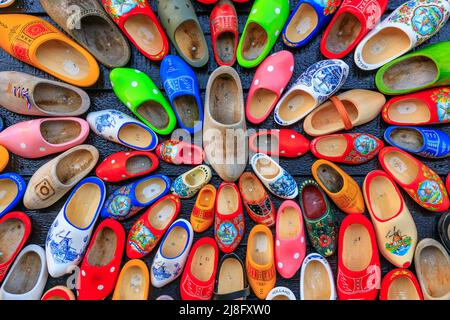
[384,126,450,158]
[0,172,26,218]
[160,55,203,134]
[101,174,172,221]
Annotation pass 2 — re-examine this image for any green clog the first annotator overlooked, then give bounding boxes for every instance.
[376,41,450,95]
[237,0,289,68]
[110,68,177,136]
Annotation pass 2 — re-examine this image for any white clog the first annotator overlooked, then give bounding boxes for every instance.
[300,253,337,300]
[266,286,296,300]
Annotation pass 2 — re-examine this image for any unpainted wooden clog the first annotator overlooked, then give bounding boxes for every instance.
[112,259,149,300]
[190,184,216,233]
[171,165,212,199]
[41,286,75,300]
[379,268,423,300]
[249,129,310,158]
[211,0,238,66]
[0,173,26,219]
[214,253,250,300]
[300,253,337,300]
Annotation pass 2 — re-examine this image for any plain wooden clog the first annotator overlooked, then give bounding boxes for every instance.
[112,259,149,300]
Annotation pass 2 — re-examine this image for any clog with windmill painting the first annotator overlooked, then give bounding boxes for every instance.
[210,0,238,66]
[112,259,149,300]
[0,173,26,219]
[379,268,423,300]
[190,184,216,233]
[171,165,212,199]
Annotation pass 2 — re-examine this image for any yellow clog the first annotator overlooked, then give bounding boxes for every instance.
[112,259,149,300]
[0,145,8,173]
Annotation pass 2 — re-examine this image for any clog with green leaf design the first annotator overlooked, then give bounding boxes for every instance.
[110,68,177,135]
[237,0,289,68]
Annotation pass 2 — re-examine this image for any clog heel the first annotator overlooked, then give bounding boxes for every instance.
[112,259,149,300]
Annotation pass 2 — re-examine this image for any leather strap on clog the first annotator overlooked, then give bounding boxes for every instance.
[330,96,353,130]
[214,286,251,300]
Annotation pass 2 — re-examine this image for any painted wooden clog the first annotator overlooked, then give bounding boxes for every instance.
[238,172,275,227]
[237,0,289,68]
[180,237,219,300]
[102,174,171,221]
[438,211,450,253]
[311,159,365,215]
[382,87,450,126]
[266,287,296,300]
[379,268,423,300]
[447,173,450,194]
[151,219,193,288]
[214,253,250,300]
[275,200,306,279]
[274,59,349,126]
[0,212,31,283]
[160,55,203,133]
[102,0,169,61]
[41,0,131,68]
[171,165,212,199]
[126,194,180,259]
[246,51,294,124]
[0,173,26,219]
[0,14,99,87]
[214,182,245,253]
[87,109,158,151]
[384,126,450,158]
[157,0,209,67]
[246,224,276,300]
[337,214,381,300]
[310,133,384,164]
[156,140,204,165]
[96,150,159,183]
[211,0,238,66]
[0,117,89,159]
[300,253,337,300]
[46,177,106,278]
[41,286,75,300]
[110,68,176,136]
[363,170,417,268]
[0,0,14,8]
[191,184,216,233]
[320,0,387,58]
[378,147,449,212]
[298,179,337,257]
[355,0,450,71]
[0,146,8,173]
[414,238,450,300]
[251,153,298,199]
[249,129,310,158]
[303,89,386,136]
[112,259,149,300]
[0,71,90,117]
[24,145,99,210]
[376,41,450,95]
[204,66,247,182]
[77,219,125,300]
[283,0,341,48]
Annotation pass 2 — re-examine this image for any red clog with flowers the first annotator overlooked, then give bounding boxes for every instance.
[337,214,381,300]
[210,0,238,66]
[180,237,219,300]
[96,151,159,183]
[249,129,310,158]
[156,140,205,165]
[214,182,245,253]
[379,268,423,300]
[310,133,384,164]
[379,147,449,212]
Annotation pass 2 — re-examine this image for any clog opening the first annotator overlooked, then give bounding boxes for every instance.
[86,226,117,267]
[303,260,331,300]
[241,22,268,61]
[124,14,164,56]
[0,178,18,213]
[218,184,238,215]
[278,205,301,240]
[175,20,207,62]
[66,182,101,229]
[252,132,279,154]
[278,90,315,123]
[173,96,200,129]
[342,223,372,272]
[418,246,450,298]
[118,123,153,149]
[134,178,166,204]
[315,136,347,158]
[186,167,207,187]
[34,83,83,114]
[4,251,41,295]
[309,100,358,133]
[255,157,280,180]
[368,175,401,220]
[285,4,318,43]
[316,164,343,194]
[40,119,82,145]
[216,32,236,64]
[190,243,215,281]
[240,175,264,203]
[383,150,418,185]
[325,13,361,54]
[197,187,215,208]
[217,257,244,296]
[210,74,241,125]
[249,231,272,266]
[387,99,431,124]
[126,155,152,175]
[162,226,188,258]
[389,128,424,152]
[382,56,438,91]
[387,276,420,300]
[147,198,177,230]
[117,265,147,300]
[137,101,170,130]
[301,184,326,220]
[56,149,95,185]
[248,89,278,120]
[361,27,410,65]
[0,218,25,264]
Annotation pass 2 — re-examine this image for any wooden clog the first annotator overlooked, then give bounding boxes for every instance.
[249,129,310,158]
[437,211,450,253]
[0,71,90,117]
[156,295,174,300]
[0,14,99,87]
[41,0,131,68]
[0,173,26,219]
[112,259,149,300]
[379,269,423,300]
[246,224,276,300]
[41,286,75,300]
[171,165,212,199]
[0,0,14,8]
[303,89,385,136]
[214,253,250,300]
[266,287,296,300]
[363,170,417,268]
[0,146,8,173]
[300,253,337,300]
[210,0,238,66]
[24,145,99,210]
[378,147,449,212]
[156,140,204,165]
[190,184,216,233]
[311,159,365,215]
[204,67,247,182]
[414,238,450,300]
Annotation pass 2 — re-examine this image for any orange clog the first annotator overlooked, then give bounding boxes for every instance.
[112,259,149,300]
[0,14,99,87]
[190,184,217,233]
[0,146,9,173]
[312,159,365,215]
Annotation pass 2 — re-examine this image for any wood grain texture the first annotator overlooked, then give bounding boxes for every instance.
[0,0,448,301]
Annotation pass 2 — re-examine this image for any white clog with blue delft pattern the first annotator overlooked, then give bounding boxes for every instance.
[151,219,194,288]
[45,177,106,278]
[251,153,298,199]
[171,165,212,199]
[300,253,337,300]
[274,59,349,126]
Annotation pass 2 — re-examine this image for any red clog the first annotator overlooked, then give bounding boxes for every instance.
[337,214,380,300]
[310,133,384,164]
[379,268,423,300]
[96,151,159,183]
[197,0,218,3]
[246,51,294,124]
[210,0,238,66]
[249,129,310,158]
[214,182,245,253]
[180,237,219,300]
[156,140,205,165]
[446,173,450,194]
[321,0,388,58]
[41,286,75,300]
[126,194,181,259]
[379,147,449,212]
[0,211,31,283]
[382,87,450,126]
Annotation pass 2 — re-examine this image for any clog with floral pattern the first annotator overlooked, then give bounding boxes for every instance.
[379,268,423,300]
[249,129,310,158]
[171,165,212,199]
[156,140,205,165]
[190,184,216,233]
[0,173,26,219]
[210,0,238,66]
